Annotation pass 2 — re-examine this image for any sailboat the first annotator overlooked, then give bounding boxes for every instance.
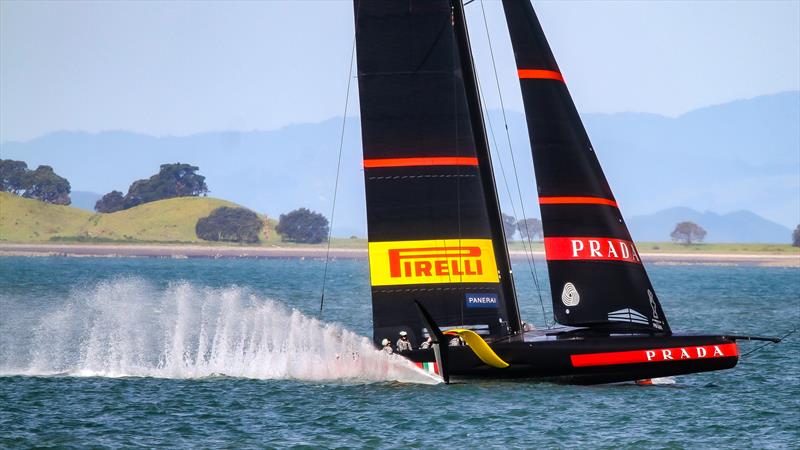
[352,0,777,384]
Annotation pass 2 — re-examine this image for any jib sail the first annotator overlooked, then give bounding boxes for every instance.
[354,0,521,346]
[501,0,670,333]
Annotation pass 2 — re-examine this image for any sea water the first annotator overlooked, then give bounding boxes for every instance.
[0,256,798,448]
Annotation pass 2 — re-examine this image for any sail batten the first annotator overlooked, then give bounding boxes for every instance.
[501,0,670,333]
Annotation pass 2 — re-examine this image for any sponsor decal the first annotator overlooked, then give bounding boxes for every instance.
[648,289,664,330]
[414,361,440,375]
[544,237,641,264]
[607,308,650,326]
[561,282,580,307]
[570,343,738,367]
[465,293,499,309]
[368,239,499,286]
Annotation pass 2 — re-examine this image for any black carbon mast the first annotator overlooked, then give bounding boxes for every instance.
[452,0,522,336]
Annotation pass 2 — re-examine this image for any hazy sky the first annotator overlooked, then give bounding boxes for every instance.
[1,0,798,142]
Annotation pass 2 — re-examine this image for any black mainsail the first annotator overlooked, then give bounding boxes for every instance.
[501,0,670,333]
[354,0,521,346]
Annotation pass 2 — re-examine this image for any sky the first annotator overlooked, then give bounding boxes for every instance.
[1,0,799,143]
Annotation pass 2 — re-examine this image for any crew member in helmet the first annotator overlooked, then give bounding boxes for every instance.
[396,331,413,353]
[381,338,393,354]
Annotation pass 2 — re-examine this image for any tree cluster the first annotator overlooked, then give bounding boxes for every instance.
[96,163,209,213]
[671,221,707,245]
[793,225,800,248]
[0,159,71,205]
[276,208,329,244]
[196,207,263,243]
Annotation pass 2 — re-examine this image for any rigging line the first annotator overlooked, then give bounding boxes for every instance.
[740,328,795,359]
[477,75,540,326]
[479,0,549,328]
[319,37,356,317]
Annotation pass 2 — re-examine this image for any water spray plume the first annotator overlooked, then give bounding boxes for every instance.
[1,279,438,385]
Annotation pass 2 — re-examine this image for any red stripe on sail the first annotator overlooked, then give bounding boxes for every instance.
[517,69,564,82]
[363,157,478,168]
[544,237,641,264]
[539,196,618,207]
[571,343,738,367]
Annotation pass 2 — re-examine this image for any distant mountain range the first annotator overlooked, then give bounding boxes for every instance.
[1,91,798,240]
[626,207,792,244]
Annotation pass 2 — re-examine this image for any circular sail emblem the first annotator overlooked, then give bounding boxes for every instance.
[561,282,580,307]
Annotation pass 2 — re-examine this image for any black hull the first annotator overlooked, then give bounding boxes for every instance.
[404,330,738,385]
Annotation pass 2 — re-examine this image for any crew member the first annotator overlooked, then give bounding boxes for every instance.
[396,331,412,352]
[381,338,393,354]
[420,336,433,349]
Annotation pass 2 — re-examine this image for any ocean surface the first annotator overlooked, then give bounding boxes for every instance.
[1,256,798,448]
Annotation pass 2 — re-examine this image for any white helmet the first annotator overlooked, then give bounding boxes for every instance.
[399,331,408,337]
[381,338,390,346]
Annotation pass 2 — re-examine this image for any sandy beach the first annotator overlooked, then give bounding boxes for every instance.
[1,243,797,267]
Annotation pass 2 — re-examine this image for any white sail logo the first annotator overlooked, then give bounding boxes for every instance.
[561,282,580,307]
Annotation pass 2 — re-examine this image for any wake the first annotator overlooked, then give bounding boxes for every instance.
[0,278,438,384]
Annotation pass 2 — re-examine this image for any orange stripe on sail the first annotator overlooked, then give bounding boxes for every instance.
[517,69,564,82]
[363,157,478,168]
[539,196,618,207]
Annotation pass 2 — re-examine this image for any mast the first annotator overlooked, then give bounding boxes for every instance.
[451,0,521,334]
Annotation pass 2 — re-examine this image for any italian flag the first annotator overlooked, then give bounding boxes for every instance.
[415,361,439,375]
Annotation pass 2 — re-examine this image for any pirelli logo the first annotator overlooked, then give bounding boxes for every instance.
[368,239,499,286]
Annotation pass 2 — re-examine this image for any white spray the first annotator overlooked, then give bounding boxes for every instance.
[1,278,438,384]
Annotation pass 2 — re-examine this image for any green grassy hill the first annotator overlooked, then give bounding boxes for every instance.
[0,192,278,244]
[0,192,94,242]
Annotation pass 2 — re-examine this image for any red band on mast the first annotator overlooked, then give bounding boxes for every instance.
[517,69,564,82]
[539,196,618,207]
[363,157,479,168]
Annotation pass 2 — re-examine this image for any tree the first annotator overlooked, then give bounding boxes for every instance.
[502,213,517,240]
[196,207,262,243]
[517,217,543,241]
[21,165,71,205]
[95,191,126,213]
[97,163,209,211]
[123,163,208,209]
[670,221,707,245]
[0,159,29,194]
[276,208,329,244]
[793,225,800,247]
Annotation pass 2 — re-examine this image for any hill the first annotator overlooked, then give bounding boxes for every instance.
[627,207,793,244]
[1,91,798,238]
[0,192,94,242]
[0,192,276,244]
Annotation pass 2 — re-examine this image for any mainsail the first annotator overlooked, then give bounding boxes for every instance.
[501,0,670,333]
[354,0,521,345]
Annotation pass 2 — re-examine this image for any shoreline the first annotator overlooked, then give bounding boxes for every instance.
[1,243,797,267]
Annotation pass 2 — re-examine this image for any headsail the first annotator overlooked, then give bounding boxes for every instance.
[501,0,670,333]
[354,0,521,346]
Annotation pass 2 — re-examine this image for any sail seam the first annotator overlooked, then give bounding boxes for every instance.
[368,174,476,180]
